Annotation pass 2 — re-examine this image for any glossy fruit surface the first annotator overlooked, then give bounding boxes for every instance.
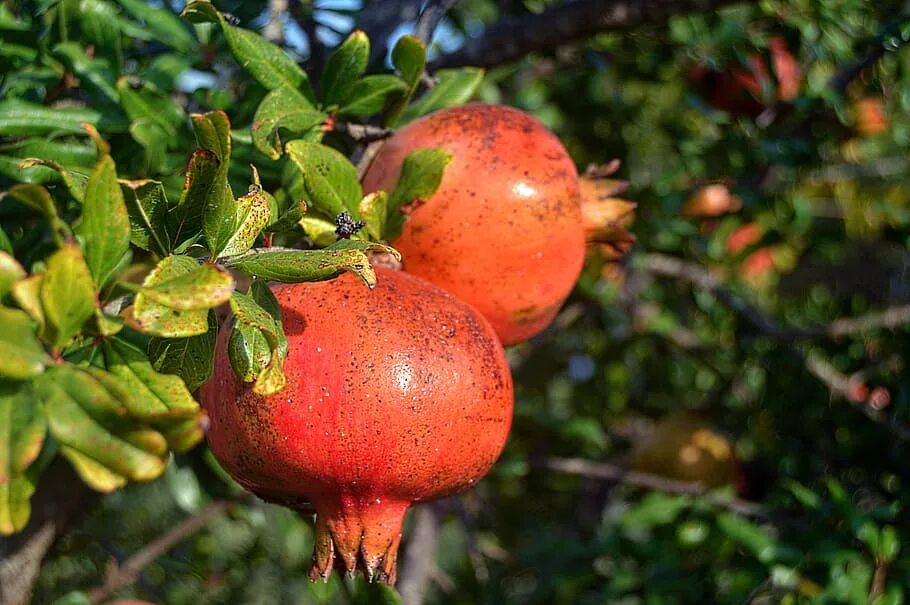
[363,103,585,346]
[200,268,513,583]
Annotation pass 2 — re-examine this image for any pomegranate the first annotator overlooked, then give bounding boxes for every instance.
[200,268,513,583]
[363,104,585,346]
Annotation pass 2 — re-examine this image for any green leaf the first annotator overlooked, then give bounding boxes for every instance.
[0,473,37,535]
[52,42,120,106]
[0,380,47,483]
[148,311,217,392]
[119,179,171,255]
[266,198,308,233]
[0,307,49,380]
[0,252,25,299]
[358,191,388,241]
[16,158,88,203]
[386,35,426,126]
[321,30,369,107]
[338,75,408,118]
[0,99,105,137]
[400,68,485,124]
[392,36,426,89]
[78,155,131,289]
[716,513,781,564]
[139,262,234,311]
[39,365,169,491]
[182,1,315,102]
[40,244,97,349]
[228,290,286,395]
[169,149,219,247]
[285,140,362,219]
[2,183,59,221]
[116,0,195,52]
[251,87,326,159]
[298,216,338,247]
[222,241,399,288]
[79,0,123,70]
[103,338,202,452]
[191,112,236,257]
[192,110,231,163]
[11,275,46,336]
[116,76,186,141]
[384,147,453,239]
[129,120,167,172]
[0,227,10,255]
[131,255,211,337]
[220,185,272,258]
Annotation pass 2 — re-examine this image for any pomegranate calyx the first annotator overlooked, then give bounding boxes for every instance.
[310,496,409,584]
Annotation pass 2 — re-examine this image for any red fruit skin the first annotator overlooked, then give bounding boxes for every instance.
[200,269,513,583]
[363,104,585,346]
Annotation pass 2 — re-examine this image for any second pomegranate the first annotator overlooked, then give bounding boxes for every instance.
[364,104,586,346]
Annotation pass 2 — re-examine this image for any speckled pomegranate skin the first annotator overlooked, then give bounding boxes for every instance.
[200,268,513,583]
[363,104,585,346]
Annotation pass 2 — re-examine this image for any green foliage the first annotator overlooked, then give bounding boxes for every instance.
[3,1,909,603]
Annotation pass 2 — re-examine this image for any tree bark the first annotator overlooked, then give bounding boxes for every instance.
[431,0,752,70]
[0,460,94,605]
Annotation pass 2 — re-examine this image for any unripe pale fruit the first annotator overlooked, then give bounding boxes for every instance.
[363,104,586,346]
[631,414,744,492]
[200,269,513,583]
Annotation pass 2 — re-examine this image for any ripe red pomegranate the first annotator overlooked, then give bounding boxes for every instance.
[363,104,585,346]
[200,268,513,583]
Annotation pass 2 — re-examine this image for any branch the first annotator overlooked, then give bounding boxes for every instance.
[333,122,394,142]
[397,505,440,605]
[414,0,459,45]
[0,460,95,605]
[431,0,752,70]
[87,500,234,604]
[263,0,288,44]
[540,456,769,518]
[639,253,910,341]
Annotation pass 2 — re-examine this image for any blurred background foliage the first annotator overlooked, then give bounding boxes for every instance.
[2,0,910,603]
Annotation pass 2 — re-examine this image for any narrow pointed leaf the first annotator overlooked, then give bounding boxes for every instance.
[78,155,131,289]
[17,158,88,202]
[385,147,453,239]
[251,87,326,159]
[222,241,398,287]
[191,112,236,257]
[2,183,58,221]
[220,186,272,258]
[358,191,388,241]
[338,75,407,118]
[285,140,362,218]
[116,0,196,53]
[119,179,171,255]
[266,198,308,233]
[386,35,426,126]
[321,30,369,107]
[182,1,315,102]
[11,275,45,335]
[400,68,485,124]
[40,244,97,348]
[169,149,218,246]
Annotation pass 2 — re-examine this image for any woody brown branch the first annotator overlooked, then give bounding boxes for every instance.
[431,0,755,70]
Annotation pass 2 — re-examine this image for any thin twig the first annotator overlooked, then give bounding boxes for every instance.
[356,140,385,180]
[431,0,753,70]
[639,253,910,340]
[334,122,394,142]
[87,500,233,604]
[869,561,889,601]
[263,0,288,44]
[540,456,769,518]
[414,0,459,45]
